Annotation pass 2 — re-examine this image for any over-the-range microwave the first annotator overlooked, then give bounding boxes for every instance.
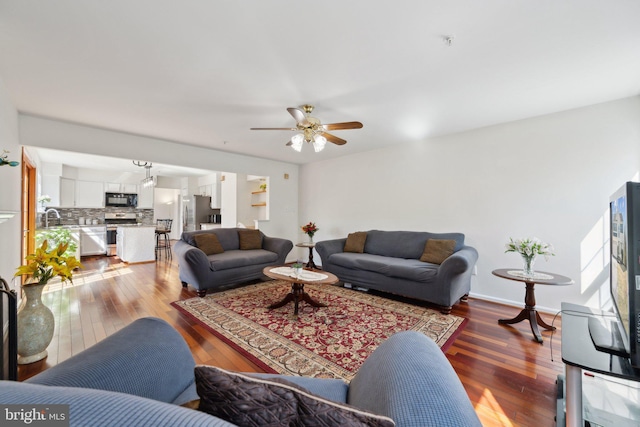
[105,192,138,208]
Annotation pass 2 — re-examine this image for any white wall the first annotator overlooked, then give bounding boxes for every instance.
[299,96,640,312]
[19,115,300,261]
[0,78,21,289]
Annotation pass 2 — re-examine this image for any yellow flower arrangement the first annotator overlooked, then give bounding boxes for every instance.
[14,240,83,286]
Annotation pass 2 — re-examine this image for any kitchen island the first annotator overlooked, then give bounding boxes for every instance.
[116,225,155,263]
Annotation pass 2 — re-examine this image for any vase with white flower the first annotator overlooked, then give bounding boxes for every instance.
[505,237,555,277]
[14,240,82,364]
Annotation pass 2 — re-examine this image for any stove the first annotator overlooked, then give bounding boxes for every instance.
[104,213,138,256]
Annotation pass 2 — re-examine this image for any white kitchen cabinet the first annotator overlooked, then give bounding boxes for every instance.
[116,225,155,263]
[106,182,137,193]
[75,180,104,208]
[137,184,154,209]
[80,226,107,256]
[57,179,103,208]
[41,175,61,208]
[60,177,76,207]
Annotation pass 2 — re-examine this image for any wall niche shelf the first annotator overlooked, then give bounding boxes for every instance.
[0,211,18,225]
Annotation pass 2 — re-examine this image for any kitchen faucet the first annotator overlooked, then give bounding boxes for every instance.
[44,208,61,228]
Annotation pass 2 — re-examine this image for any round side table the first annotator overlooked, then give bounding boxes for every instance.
[295,242,317,269]
[492,268,573,343]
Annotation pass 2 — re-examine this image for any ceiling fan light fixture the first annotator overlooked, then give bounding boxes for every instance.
[290,133,304,152]
[313,134,327,152]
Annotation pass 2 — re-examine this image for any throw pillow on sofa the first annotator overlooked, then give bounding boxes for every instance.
[420,239,456,264]
[344,232,368,253]
[194,233,225,255]
[238,229,263,250]
[194,365,395,427]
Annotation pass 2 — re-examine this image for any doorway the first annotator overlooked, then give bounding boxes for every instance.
[20,150,37,286]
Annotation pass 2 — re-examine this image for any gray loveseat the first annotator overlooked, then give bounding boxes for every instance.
[316,230,478,313]
[0,317,481,426]
[174,228,293,297]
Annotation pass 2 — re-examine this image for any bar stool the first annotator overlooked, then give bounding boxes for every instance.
[155,219,173,260]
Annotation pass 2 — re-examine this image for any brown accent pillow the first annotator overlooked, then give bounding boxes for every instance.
[180,399,200,410]
[195,365,395,427]
[194,233,224,255]
[238,229,262,250]
[344,232,367,253]
[420,239,456,264]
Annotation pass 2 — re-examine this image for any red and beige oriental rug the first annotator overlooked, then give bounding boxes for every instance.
[172,280,467,381]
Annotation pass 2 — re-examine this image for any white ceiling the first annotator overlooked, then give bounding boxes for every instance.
[1,0,640,168]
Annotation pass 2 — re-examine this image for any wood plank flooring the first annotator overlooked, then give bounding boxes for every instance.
[18,254,564,427]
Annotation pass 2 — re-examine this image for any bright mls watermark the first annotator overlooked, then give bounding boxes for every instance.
[1,405,69,426]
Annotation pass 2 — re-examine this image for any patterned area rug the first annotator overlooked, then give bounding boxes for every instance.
[172,280,467,381]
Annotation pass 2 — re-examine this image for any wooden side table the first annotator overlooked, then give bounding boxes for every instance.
[492,268,573,343]
[295,242,317,269]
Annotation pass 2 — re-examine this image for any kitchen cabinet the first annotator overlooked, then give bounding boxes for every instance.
[60,177,75,207]
[75,180,104,208]
[41,176,61,208]
[105,182,137,193]
[116,225,155,263]
[80,226,107,256]
[56,179,104,208]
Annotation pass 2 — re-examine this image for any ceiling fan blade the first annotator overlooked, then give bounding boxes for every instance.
[322,121,363,131]
[250,127,297,131]
[321,132,347,145]
[287,107,310,126]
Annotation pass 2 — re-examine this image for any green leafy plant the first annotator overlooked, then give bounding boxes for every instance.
[36,228,78,258]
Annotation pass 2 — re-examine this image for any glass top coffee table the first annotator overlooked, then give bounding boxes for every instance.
[263,266,339,316]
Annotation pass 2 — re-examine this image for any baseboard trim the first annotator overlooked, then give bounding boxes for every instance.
[468,292,560,315]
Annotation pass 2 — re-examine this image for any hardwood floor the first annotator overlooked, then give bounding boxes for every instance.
[18,254,564,427]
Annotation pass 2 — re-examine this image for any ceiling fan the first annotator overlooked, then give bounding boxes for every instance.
[250,104,363,152]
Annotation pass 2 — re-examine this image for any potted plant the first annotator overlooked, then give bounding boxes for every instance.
[291,261,303,277]
[14,240,82,364]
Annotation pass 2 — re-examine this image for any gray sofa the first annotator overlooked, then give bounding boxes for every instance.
[0,317,481,426]
[174,228,293,297]
[316,230,479,313]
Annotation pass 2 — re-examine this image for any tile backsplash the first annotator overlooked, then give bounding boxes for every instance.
[40,207,154,227]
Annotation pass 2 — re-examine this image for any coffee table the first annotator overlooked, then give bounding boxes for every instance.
[263,266,338,315]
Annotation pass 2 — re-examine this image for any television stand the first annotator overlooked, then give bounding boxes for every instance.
[560,302,640,426]
[587,315,629,358]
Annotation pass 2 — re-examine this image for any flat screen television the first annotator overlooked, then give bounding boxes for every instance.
[590,182,640,367]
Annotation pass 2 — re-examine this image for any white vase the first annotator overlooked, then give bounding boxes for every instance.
[17,282,55,364]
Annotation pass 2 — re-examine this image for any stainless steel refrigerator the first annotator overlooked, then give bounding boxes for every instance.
[184,195,216,231]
